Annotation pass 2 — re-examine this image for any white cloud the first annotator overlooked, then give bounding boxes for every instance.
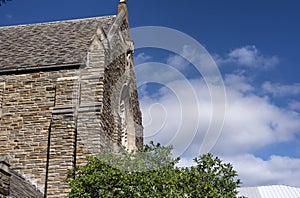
[138,66,300,186]
[224,74,254,93]
[140,72,300,155]
[179,154,300,187]
[166,55,189,70]
[140,78,202,156]
[216,103,298,154]
[223,154,300,187]
[5,14,13,20]
[137,45,300,187]
[262,81,300,97]
[211,74,300,155]
[289,101,300,111]
[134,53,152,65]
[181,45,220,79]
[215,45,279,69]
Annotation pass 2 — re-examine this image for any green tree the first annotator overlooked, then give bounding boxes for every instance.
[0,0,12,6]
[67,142,242,198]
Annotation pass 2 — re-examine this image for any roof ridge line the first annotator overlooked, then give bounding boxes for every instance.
[0,15,116,29]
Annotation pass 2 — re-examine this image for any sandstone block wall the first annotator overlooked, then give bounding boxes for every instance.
[0,8,143,197]
[0,51,143,197]
[0,69,77,193]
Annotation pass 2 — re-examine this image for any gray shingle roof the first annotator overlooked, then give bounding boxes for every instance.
[0,16,115,72]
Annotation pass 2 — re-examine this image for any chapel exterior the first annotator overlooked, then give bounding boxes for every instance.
[0,1,143,197]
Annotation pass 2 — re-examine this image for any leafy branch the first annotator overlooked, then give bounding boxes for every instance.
[68,142,243,197]
[0,0,12,6]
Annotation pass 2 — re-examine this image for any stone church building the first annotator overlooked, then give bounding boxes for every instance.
[0,1,143,197]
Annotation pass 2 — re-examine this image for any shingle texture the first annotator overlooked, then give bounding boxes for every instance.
[0,16,115,72]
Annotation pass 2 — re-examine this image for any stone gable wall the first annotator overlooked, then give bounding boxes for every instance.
[0,83,4,117]
[0,51,143,197]
[0,12,143,198]
[0,69,77,193]
[0,66,123,197]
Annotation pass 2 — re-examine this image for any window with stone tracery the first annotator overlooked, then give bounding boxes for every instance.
[119,97,128,148]
[0,83,4,118]
[118,50,137,151]
[118,84,136,151]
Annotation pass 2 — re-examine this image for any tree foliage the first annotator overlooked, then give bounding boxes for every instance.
[0,0,12,6]
[68,142,242,198]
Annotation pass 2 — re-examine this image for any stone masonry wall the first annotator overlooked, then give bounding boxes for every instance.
[75,37,109,166]
[46,76,78,197]
[0,16,143,198]
[0,83,4,118]
[0,159,10,197]
[103,53,143,150]
[0,50,142,198]
[101,54,126,148]
[0,69,77,193]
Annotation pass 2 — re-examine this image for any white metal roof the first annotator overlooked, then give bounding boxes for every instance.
[237,185,300,198]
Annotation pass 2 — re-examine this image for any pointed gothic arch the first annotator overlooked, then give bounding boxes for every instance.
[119,83,136,150]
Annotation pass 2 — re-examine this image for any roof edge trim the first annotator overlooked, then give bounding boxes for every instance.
[0,63,81,75]
[0,15,116,29]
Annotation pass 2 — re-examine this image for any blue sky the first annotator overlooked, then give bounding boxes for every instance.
[1,0,300,187]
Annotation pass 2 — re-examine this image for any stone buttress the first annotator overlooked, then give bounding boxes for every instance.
[0,1,143,197]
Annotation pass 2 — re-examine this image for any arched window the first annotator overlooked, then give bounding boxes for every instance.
[119,84,129,149]
[119,84,136,150]
[119,95,127,148]
[0,83,4,118]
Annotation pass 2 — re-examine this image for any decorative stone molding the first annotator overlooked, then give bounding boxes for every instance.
[0,83,4,118]
[0,2,143,197]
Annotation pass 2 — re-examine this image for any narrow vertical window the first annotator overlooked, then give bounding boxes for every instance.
[119,85,129,149]
[119,98,127,148]
[0,83,4,118]
[119,84,136,151]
